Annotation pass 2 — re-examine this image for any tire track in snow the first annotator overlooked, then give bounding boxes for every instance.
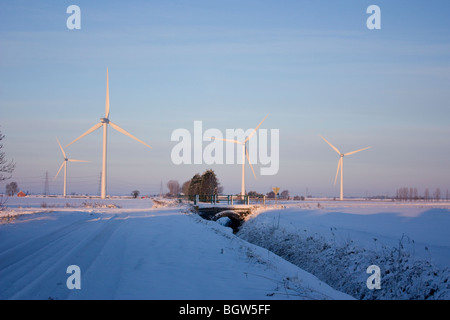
[0,213,128,299]
[64,213,130,299]
[0,214,92,271]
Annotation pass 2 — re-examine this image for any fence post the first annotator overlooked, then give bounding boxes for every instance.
[263,195,266,206]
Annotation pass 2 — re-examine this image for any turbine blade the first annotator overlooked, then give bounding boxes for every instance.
[54,162,65,180]
[319,135,341,155]
[68,159,90,163]
[245,147,257,180]
[334,158,342,185]
[245,114,268,142]
[56,137,66,159]
[105,68,110,119]
[66,122,103,148]
[210,137,242,144]
[109,121,152,149]
[344,146,372,156]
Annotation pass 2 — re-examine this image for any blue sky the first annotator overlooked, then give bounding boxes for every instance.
[1,0,449,197]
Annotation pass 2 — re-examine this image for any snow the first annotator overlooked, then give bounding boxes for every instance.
[0,196,351,300]
[2,196,449,300]
[237,200,450,299]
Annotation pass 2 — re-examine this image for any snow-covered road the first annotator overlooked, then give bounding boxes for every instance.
[0,198,351,300]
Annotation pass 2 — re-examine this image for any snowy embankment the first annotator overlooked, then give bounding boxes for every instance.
[0,196,351,300]
[237,200,450,300]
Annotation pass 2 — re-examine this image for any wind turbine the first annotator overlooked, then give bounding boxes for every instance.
[213,114,268,198]
[66,68,152,199]
[54,137,89,198]
[319,135,371,201]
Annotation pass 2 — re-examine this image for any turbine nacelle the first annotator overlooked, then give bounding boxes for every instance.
[100,118,109,124]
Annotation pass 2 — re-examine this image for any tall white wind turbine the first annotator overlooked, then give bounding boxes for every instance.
[66,68,152,199]
[213,114,268,198]
[54,137,89,197]
[320,135,371,201]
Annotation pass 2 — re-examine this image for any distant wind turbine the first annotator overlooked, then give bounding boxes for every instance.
[66,68,152,199]
[319,135,371,201]
[212,114,268,198]
[54,137,89,197]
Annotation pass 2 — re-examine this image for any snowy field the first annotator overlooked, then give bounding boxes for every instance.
[238,200,450,299]
[1,196,449,300]
[0,196,351,300]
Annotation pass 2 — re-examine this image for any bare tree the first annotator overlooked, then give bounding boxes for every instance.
[396,187,409,201]
[413,188,418,201]
[266,191,275,199]
[0,128,15,182]
[280,190,290,199]
[131,190,140,198]
[248,190,264,198]
[434,188,441,202]
[424,188,430,201]
[6,181,18,196]
[167,180,180,198]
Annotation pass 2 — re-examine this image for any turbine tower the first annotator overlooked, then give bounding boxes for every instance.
[320,135,371,200]
[213,114,268,198]
[66,68,152,199]
[54,137,89,197]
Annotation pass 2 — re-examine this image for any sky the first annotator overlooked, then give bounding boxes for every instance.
[1,0,449,197]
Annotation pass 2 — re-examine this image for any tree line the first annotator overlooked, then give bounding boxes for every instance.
[165,169,299,201]
[395,187,448,201]
[247,190,301,200]
[165,169,223,201]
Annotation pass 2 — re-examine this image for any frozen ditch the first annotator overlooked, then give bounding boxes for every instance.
[218,204,450,300]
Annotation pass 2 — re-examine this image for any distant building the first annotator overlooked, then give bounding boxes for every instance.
[17,191,27,197]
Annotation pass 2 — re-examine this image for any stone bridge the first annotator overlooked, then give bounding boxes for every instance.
[194,205,256,232]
